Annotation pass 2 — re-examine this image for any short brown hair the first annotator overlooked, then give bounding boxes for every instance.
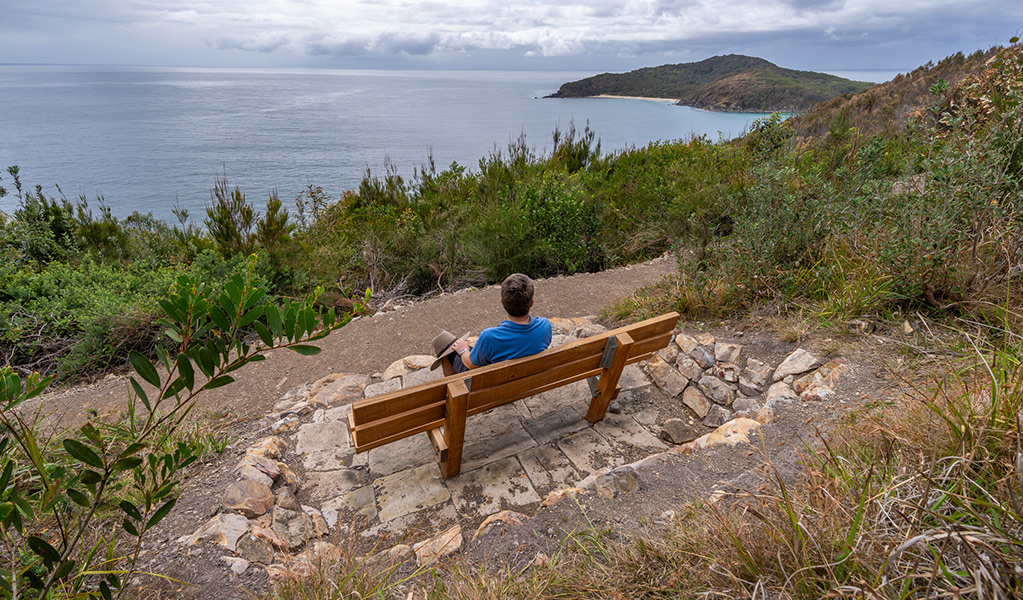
[501,273,534,317]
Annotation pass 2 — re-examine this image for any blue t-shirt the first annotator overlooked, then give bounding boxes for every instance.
[469,316,552,367]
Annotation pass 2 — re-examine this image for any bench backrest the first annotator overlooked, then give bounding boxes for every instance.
[349,312,679,453]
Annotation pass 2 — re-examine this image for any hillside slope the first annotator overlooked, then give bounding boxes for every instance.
[547,54,873,112]
[787,46,1003,139]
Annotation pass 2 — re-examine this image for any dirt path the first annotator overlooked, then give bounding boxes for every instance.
[31,256,677,432]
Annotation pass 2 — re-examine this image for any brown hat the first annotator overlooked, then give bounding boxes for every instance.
[430,330,471,370]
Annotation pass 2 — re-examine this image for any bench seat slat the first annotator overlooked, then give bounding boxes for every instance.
[352,382,448,425]
[352,400,446,446]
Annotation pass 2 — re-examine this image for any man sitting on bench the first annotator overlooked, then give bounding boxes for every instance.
[431,273,553,376]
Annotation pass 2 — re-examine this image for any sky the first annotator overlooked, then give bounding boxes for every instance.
[1,0,1020,73]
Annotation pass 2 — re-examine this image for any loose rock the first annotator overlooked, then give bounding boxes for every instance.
[773,349,819,381]
[690,347,715,369]
[682,386,710,418]
[645,355,688,398]
[704,404,732,427]
[699,376,734,406]
[223,480,275,518]
[661,418,701,444]
[186,514,250,552]
[413,525,463,565]
[714,342,743,364]
[675,355,704,381]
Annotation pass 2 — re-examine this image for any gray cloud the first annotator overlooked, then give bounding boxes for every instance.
[0,0,1019,70]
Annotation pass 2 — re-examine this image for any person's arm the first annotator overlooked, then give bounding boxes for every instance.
[451,339,477,370]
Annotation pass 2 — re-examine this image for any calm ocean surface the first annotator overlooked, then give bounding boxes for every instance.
[0,66,893,221]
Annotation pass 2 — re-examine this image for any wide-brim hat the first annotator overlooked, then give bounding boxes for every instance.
[430,330,471,370]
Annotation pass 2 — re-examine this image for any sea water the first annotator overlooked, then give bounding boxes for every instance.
[0,65,846,221]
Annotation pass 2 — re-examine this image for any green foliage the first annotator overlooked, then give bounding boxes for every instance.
[0,258,354,599]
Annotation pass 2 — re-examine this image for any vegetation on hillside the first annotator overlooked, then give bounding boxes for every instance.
[547,54,874,112]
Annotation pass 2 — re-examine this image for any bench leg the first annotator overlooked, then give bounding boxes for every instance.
[441,379,470,478]
[586,332,634,423]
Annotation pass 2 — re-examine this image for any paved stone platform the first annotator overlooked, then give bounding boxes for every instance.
[292,361,665,534]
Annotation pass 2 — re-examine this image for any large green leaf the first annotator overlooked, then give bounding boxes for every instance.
[289,345,322,356]
[176,353,194,390]
[129,351,161,388]
[129,377,151,411]
[253,321,273,346]
[62,440,103,469]
[27,536,61,564]
[146,498,177,529]
[205,376,234,389]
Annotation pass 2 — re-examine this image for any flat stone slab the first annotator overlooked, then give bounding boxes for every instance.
[303,468,367,501]
[523,380,589,416]
[619,363,653,391]
[367,433,435,476]
[522,405,589,446]
[518,443,580,491]
[374,463,451,523]
[295,421,353,471]
[594,413,669,451]
[446,457,541,517]
[558,428,621,475]
[461,425,537,473]
[321,485,377,527]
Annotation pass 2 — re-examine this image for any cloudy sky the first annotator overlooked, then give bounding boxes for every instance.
[2,0,1019,73]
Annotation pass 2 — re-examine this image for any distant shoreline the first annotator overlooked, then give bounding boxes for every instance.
[593,94,678,103]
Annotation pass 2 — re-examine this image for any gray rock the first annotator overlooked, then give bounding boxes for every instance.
[235,533,274,564]
[612,466,643,494]
[277,462,301,493]
[675,355,704,381]
[272,507,312,551]
[674,333,699,354]
[275,487,301,512]
[711,362,739,383]
[773,348,819,381]
[714,342,743,364]
[591,472,618,499]
[271,415,301,434]
[239,465,274,488]
[703,404,732,427]
[185,514,250,552]
[766,382,797,406]
[745,359,773,388]
[756,405,776,424]
[223,480,274,518]
[221,556,250,575]
[682,386,710,418]
[737,377,761,397]
[690,347,715,369]
[657,344,680,364]
[732,397,761,413]
[661,418,701,444]
[574,324,607,338]
[699,376,734,406]
[644,355,688,398]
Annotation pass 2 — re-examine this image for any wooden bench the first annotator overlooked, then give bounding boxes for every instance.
[347,312,680,478]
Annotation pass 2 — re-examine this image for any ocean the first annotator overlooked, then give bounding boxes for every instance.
[0,66,897,222]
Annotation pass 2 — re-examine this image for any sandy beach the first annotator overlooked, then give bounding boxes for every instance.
[594,94,679,102]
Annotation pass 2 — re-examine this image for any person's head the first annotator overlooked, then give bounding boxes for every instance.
[501,273,534,317]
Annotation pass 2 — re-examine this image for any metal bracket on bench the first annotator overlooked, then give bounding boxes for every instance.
[587,376,599,397]
[600,337,618,369]
[462,377,472,392]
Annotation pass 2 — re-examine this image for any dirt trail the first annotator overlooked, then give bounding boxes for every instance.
[31,256,677,432]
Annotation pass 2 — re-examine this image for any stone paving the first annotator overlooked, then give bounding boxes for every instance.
[291,360,665,534]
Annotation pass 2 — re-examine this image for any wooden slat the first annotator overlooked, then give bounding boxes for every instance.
[352,400,446,447]
[468,353,604,411]
[586,332,634,422]
[466,335,609,390]
[352,418,444,453]
[352,382,447,424]
[442,380,470,479]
